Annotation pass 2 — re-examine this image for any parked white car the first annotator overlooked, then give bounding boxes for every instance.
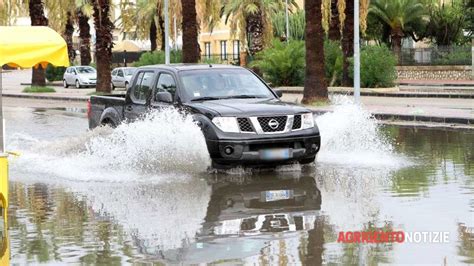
[63,66,97,88]
[111,67,136,90]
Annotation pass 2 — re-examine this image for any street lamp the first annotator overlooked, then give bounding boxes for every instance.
[285,0,290,43]
[164,0,170,64]
[354,0,361,103]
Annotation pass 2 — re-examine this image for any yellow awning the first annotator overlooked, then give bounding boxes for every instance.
[0,26,69,68]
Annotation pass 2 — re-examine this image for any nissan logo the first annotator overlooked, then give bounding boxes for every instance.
[268,119,279,129]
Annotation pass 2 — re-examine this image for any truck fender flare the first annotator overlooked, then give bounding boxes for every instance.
[192,114,217,139]
[100,107,121,128]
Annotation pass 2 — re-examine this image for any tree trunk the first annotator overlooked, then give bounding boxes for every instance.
[341,0,354,86]
[305,217,325,265]
[391,30,403,63]
[77,10,92,66]
[158,9,165,51]
[150,20,158,51]
[92,0,114,93]
[303,0,328,103]
[64,11,75,64]
[328,0,340,41]
[181,0,200,63]
[246,10,264,56]
[29,0,48,86]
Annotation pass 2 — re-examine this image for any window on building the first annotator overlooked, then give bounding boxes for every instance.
[204,42,211,59]
[233,40,240,60]
[220,40,227,60]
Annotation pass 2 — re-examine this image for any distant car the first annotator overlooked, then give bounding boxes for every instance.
[111,67,136,90]
[63,66,97,88]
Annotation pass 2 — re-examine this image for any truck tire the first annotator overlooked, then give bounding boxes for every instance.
[298,156,316,165]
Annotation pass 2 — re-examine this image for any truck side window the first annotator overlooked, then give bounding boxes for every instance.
[156,73,177,98]
[137,72,154,103]
[133,72,144,100]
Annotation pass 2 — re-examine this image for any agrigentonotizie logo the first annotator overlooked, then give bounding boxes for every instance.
[337,231,450,244]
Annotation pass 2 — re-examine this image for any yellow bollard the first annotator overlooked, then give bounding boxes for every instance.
[0,155,8,266]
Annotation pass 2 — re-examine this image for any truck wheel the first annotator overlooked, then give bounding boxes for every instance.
[75,80,81,88]
[63,80,69,88]
[298,156,316,165]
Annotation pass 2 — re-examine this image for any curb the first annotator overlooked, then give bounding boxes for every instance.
[311,110,474,126]
[3,93,473,127]
[281,89,474,99]
[3,93,88,102]
[398,82,474,87]
[20,82,64,87]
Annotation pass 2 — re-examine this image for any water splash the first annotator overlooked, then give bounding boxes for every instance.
[11,109,210,181]
[315,95,409,168]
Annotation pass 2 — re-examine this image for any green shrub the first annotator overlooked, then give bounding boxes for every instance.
[45,64,66,82]
[134,50,182,67]
[350,45,397,88]
[250,39,305,86]
[432,47,471,65]
[23,86,56,93]
[324,40,343,86]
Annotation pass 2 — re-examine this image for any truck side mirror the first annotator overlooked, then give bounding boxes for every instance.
[156,91,173,103]
[273,89,283,98]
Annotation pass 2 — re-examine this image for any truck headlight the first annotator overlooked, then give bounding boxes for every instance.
[212,117,240,133]
[301,113,315,129]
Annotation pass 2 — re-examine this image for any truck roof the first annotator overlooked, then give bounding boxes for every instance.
[138,64,242,72]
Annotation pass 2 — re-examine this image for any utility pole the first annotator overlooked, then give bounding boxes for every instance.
[353,0,361,103]
[164,0,170,64]
[285,0,290,42]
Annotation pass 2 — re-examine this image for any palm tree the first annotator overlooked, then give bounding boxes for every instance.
[0,0,25,26]
[181,0,200,62]
[75,1,94,65]
[64,11,75,63]
[370,0,425,59]
[29,0,49,86]
[328,0,341,41]
[77,8,92,65]
[303,0,328,103]
[341,0,353,86]
[222,0,296,56]
[120,0,162,51]
[91,0,114,93]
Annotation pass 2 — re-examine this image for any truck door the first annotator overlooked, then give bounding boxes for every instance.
[124,70,156,121]
[152,72,177,109]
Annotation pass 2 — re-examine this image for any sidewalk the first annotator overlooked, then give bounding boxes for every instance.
[282,93,474,127]
[1,69,125,102]
[2,70,474,127]
[397,79,474,87]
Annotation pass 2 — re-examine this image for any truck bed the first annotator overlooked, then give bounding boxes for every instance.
[89,94,126,129]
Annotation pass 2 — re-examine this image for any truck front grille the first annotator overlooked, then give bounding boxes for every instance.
[237,117,254,132]
[257,116,287,132]
[292,115,301,129]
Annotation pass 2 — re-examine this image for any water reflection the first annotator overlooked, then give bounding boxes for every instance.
[6,126,474,264]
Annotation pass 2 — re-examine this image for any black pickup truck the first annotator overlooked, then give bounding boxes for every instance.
[88,64,321,167]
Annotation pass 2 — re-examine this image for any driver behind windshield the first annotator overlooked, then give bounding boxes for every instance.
[180,69,274,101]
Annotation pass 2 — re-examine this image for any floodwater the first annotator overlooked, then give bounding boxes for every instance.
[2,100,473,265]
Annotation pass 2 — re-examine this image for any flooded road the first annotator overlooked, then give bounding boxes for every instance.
[3,102,474,265]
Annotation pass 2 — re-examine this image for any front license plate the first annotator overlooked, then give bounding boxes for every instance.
[260,148,291,160]
[266,190,291,202]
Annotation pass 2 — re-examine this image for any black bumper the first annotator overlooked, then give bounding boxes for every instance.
[206,133,321,166]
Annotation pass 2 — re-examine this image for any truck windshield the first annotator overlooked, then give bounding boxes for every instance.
[180,69,275,101]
